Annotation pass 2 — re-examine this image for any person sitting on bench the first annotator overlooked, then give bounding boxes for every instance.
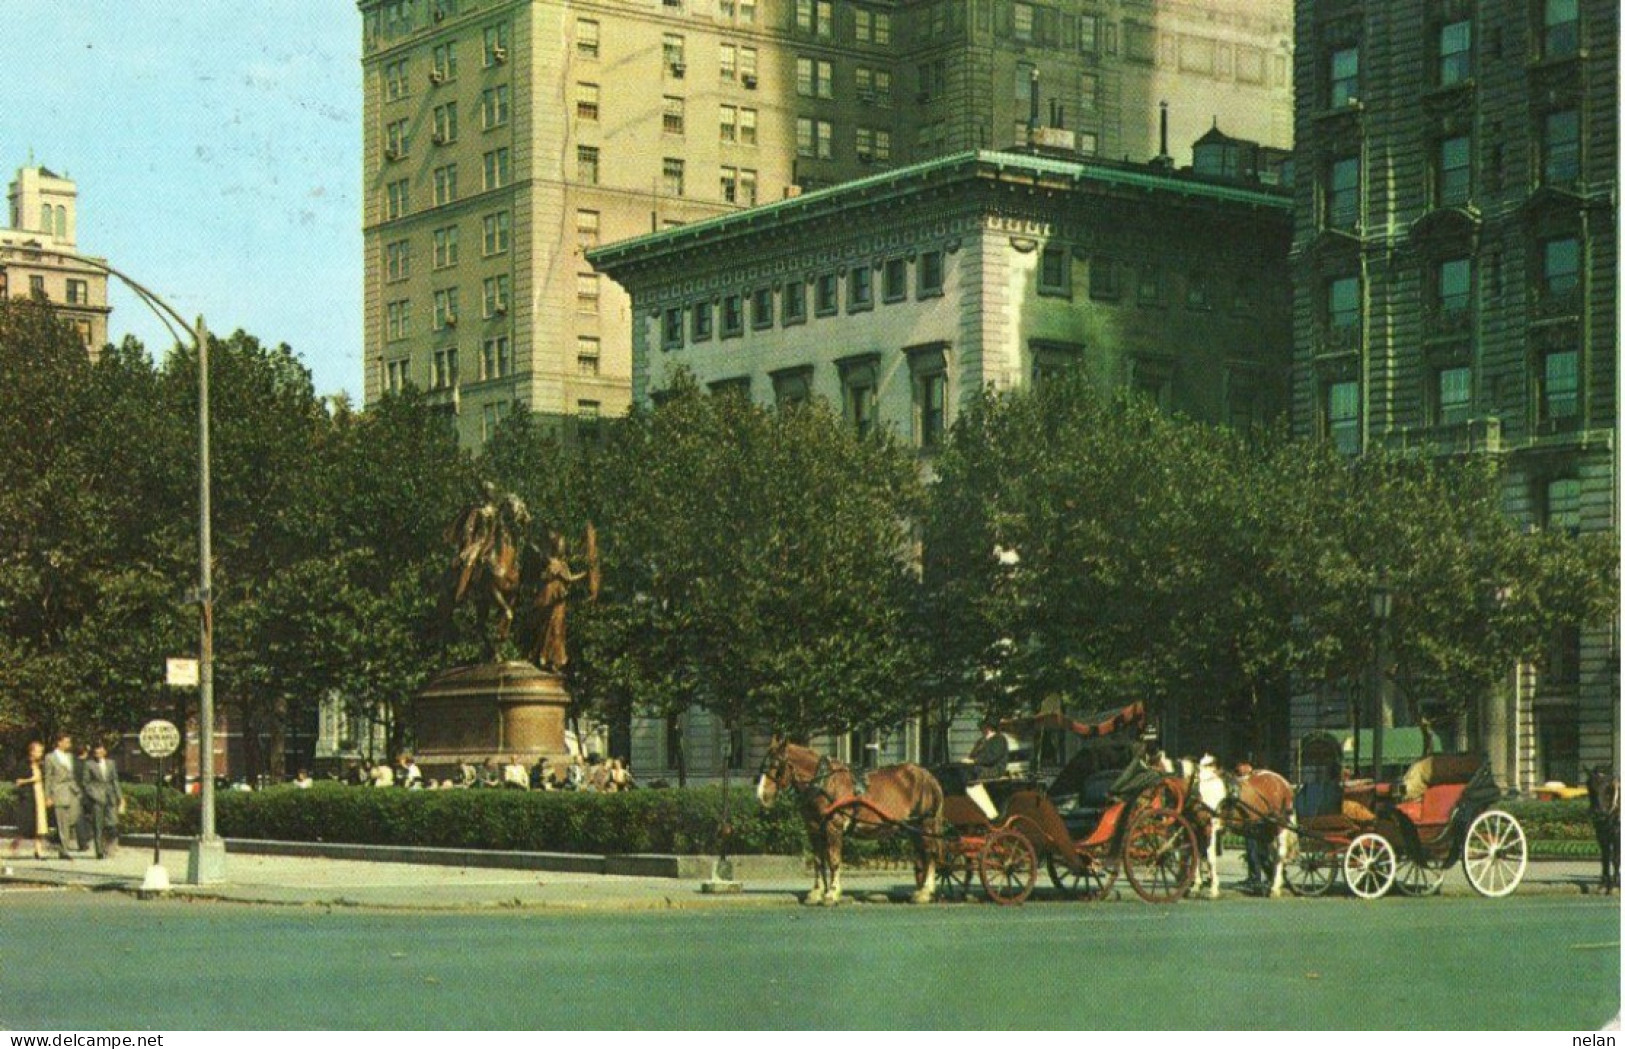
[963,719,1009,819]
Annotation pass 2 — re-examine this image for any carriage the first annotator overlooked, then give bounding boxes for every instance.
[930,702,1201,905]
[1284,731,1529,899]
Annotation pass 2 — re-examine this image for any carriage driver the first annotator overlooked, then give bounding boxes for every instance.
[962,719,1010,819]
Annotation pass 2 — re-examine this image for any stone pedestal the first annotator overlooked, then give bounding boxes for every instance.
[412,662,572,777]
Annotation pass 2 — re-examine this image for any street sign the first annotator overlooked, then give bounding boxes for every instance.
[166,658,199,687]
[139,719,182,759]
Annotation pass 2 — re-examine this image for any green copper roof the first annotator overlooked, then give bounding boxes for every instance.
[588,149,1290,269]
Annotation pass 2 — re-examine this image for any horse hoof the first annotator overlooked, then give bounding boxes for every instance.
[802,893,825,906]
[910,891,934,905]
[821,895,841,907]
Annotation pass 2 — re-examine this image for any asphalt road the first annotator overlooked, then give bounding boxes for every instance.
[0,890,1616,1030]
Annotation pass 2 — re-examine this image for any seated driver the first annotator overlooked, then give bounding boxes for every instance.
[963,719,1009,819]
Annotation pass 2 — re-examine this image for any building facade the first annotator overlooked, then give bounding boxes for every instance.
[357,0,1292,445]
[1289,0,1618,788]
[0,165,111,352]
[591,144,1292,777]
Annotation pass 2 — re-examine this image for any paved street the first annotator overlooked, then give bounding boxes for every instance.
[1,883,1616,1029]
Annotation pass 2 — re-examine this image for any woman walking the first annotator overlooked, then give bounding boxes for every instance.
[11,741,48,859]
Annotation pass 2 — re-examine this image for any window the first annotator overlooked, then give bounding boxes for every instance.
[432,102,459,144]
[1326,380,1360,455]
[482,275,510,318]
[751,287,773,329]
[386,239,411,282]
[720,44,737,81]
[432,348,459,390]
[577,82,600,121]
[662,158,685,197]
[782,280,806,324]
[1136,265,1162,305]
[385,179,410,219]
[1327,155,1360,229]
[1039,246,1070,296]
[909,345,948,449]
[1537,707,1580,786]
[577,18,599,58]
[1031,341,1083,389]
[739,47,757,83]
[28,274,45,299]
[577,146,600,185]
[1079,15,1100,52]
[836,356,878,437]
[433,226,459,268]
[856,67,892,104]
[577,401,602,444]
[481,85,510,129]
[848,266,873,311]
[918,250,944,296]
[796,58,834,99]
[796,118,834,160]
[1435,366,1471,425]
[738,168,757,205]
[720,105,737,143]
[738,108,757,146]
[482,401,510,443]
[1539,348,1579,424]
[576,210,599,250]
[482,211,510,255]
[739,0,756,24]
[663,34,685,74]
[1327,276,1360,335]
[482,148,510,191]
[1437,20,1471,86]
[1436,258,1471,314]
[1542,0,1578,59]
[721,294,744,337]
[814,273,838,315]
[856,128,891,163]
[1329,45,1359,107]
[65,278,88,305]
[662,96,685,136]
[1435,135,1471,207]
[433,163,459,206]
[385,118,410,159]
[431,42,457,82]
[576,273,600,314]
[1543,109,1580,185]
[433,288,460,330]
[773,367,813,408]
[691,301,713,341]
[721,166,738,202]
[384,59,409,101]
[1130,358,1173,411]
[385,358,410,392]
[881,258,907,302]
[1544,477,1581,531]
[796,0,833,38]
[663,307,684,349]
[1541,237,1580,296]
[483,23,509,67]
[1089,257,1120,300]
[1013,2,1034,41]
[577,336,601,375]
[855,9,890,44]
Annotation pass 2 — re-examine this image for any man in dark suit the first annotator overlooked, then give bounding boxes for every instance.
[40,733,82,859]
[968,720,1010,781]
[78,742,123,858]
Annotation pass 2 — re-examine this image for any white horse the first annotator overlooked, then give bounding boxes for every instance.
[1195,755,1297,899]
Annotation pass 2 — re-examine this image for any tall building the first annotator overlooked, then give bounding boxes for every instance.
[357,0,1292,446]
[0,165,111,352]
[1289,0,1618,788]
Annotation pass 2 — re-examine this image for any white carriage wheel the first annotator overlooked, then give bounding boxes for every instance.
[1462,809,1528,898]
[1343,833,1396,900]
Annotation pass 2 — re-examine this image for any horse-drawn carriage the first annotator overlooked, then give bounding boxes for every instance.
[1285,731,1528,899]
[931,702,1201,905]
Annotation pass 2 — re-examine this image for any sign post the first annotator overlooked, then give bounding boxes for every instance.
[138,718,181,895]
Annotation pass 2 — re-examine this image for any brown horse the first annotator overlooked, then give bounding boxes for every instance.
[1195,757,1297,898]
[1588,766,1619,894]
[757,737,944,906]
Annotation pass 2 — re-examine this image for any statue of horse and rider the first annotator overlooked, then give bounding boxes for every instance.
[438,482,598,669]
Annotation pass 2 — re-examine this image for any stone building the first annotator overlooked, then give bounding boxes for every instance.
[356,0,1292,446]
[0,165,111,352]
[1288,0,1618,788]
[590,141,1292,778]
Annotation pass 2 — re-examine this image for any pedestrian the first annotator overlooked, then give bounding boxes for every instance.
[369,762,395,788]
[11,741,48,860]
[502,755,530,790]
[40,733,83,859]
[292,769,314,789]
[78,742,123,858]
[396,752,423,789]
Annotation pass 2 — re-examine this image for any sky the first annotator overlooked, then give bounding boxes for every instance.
[6,4,364,398]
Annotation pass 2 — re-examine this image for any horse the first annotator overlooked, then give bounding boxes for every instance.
[757,736,944,906]
[1587,766,1619,894]
[438,506,524,655]
[1194,756,1297,898]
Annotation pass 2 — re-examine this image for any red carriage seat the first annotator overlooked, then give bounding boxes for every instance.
[1079,800,1127,849]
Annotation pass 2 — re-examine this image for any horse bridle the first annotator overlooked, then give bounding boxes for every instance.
[760,749,841,806]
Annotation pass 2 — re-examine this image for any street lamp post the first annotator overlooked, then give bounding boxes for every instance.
[0,242,225,882]
[1371,577,1393,784]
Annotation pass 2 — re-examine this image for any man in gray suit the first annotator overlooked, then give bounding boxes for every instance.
[78,742,123,858]
[40,733,82,859]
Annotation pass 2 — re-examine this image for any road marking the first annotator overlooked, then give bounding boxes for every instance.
[1571,942,1621,950]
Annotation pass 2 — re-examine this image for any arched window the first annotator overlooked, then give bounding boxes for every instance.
[55,205,67,238]
[39,204,52,233]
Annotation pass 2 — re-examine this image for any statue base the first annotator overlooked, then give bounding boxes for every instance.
[412,662,573,778]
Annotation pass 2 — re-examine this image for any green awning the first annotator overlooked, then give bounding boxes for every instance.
[1342,728,1428,769]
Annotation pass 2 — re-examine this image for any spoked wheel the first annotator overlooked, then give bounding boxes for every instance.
[979,828,1038,905]
[1122,806,1197,903]
[1046,852,1118,901]
[1286,847,1341,897]
[924,842,975,901]
[1394,852,1446,897]
[1343,833,1397,899]
[1462,809,1528,898]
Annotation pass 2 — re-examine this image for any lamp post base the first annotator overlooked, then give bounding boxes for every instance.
[139,863,171,897]
[186,837,227,885]
[699,857,741,894]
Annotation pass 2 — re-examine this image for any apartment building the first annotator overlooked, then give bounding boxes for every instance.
[0,165,110,352]
[357,0,1292,446]
[1289,0,1618,788]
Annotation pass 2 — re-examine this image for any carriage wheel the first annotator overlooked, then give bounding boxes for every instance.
[1394,853,1446,897]
[1343,833,1396,899]
[978,828,1038,906]
[1046,853,1118,901]
[1122,807,1197,904]
[1462,810,1528,898]
[1285,846,1341,897]
[920,850,974,901]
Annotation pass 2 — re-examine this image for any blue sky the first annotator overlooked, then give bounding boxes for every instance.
[7,4,364,398]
